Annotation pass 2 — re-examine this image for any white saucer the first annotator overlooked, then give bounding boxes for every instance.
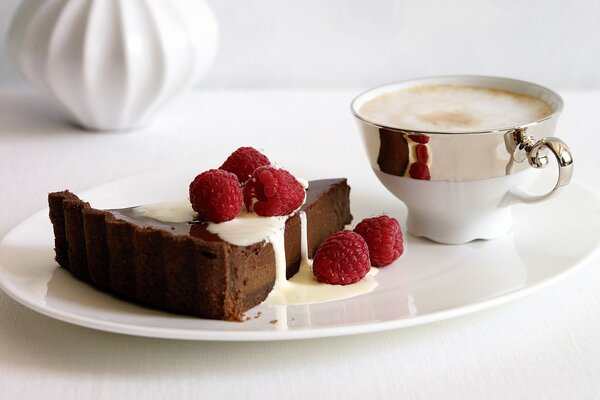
[1,168,599,341]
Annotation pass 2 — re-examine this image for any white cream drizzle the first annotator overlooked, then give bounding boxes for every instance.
[206,210,288,247]
[296,177,309,189]
[265,211,378,305]
[134,200,195,223]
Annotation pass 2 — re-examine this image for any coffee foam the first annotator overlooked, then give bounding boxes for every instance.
[359,84,553,132]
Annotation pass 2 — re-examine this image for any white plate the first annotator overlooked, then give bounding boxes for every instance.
[1,168,599,341]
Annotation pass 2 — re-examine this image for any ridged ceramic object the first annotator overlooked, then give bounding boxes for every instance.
[7,0,218,131]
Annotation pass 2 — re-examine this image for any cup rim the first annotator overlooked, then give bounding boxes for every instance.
[350,75,564,135]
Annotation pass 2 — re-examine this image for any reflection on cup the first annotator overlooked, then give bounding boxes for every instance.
[377,130,432,180]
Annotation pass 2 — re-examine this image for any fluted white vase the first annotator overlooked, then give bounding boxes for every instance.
[7,0,218,131]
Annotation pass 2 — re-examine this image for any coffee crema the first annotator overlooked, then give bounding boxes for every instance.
[358,84,553,132]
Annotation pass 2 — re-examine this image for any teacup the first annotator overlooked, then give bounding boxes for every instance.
[351,76,574,244]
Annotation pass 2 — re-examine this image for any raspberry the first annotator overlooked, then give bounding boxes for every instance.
[219,147,271,184]
[408,134,429,144]
[409,162,431,180]
[243,166,305,216]
[312,231,371,285]
[354,215,404,267]
[189,169,243,222]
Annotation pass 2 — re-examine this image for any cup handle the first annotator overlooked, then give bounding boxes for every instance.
[506,130,574,204]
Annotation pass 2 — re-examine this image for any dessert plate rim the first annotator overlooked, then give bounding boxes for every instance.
[1,168,599,341]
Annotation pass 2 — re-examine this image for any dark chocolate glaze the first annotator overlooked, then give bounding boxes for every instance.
[108,179,339,244]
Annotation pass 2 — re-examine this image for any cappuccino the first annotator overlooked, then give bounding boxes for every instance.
[359,84,553,132]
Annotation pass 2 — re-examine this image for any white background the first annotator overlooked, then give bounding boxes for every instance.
[1,0,600,89]
[1,1,599,399]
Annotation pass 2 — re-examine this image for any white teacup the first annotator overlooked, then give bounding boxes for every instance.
[351,76,574,244]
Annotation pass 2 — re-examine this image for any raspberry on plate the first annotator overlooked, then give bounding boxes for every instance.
[220,147,271,184]
[189,169,243,222]
[243,166,305,216]
[354,215,403,267]
[312,230,371,285]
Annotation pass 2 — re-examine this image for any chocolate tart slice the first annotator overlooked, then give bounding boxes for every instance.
[48,179,351,321]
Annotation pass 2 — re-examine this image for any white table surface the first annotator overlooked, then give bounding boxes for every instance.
[0,88,599,399]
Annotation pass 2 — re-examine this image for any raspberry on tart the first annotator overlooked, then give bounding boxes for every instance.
[219,146,271,184]
[189,169,243,223]
[243,166,306,217]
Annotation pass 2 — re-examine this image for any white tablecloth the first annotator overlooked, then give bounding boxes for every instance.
[1,89,599,399]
